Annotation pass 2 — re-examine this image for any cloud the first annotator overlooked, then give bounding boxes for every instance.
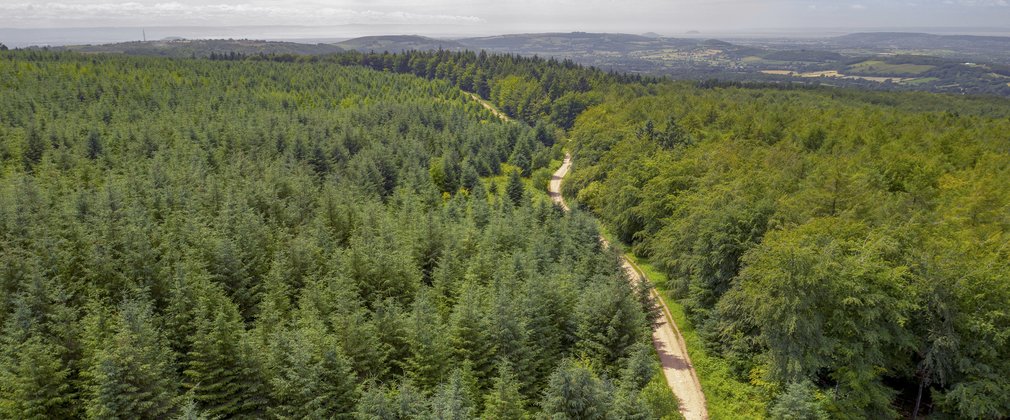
[0,1,484,26]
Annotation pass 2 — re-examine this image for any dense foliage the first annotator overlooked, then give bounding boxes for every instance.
[566,82,1010,418]
[0,51,668,418]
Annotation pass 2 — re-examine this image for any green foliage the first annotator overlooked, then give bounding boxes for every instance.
[540,359,611,419]
[268,328,358,419]
[570,80,1010,418]
[430,364,480,419]
[0,50,661,418]
[0,336,73,420]
[482,363,528,419]
[183,287,267,418]
[82,297,179,419]
[769,381,828,420]
[506,169,526,206]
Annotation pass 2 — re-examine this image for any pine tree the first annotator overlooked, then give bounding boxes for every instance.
[405,288,450,391]
[174,391,208,420]
[22,128,46,172]
[354,384,397,419]
[575,279,645,374]
[621,342,656,390]
[449,283,491,372]
[770,381,828,420]
[430,364,479,420]
[609,387,652,420]
[86,129,103,160]
[522,274,573,394]
[373,298,411,379]
[184,290,267,418]
[482,362,528,420]
[540,360,611,419]
[509,136,534,176]
[0,271,78,419]
[82,298,180,419]
[0,336,72,420]
[268,329,358,419]
[506,170,525,207]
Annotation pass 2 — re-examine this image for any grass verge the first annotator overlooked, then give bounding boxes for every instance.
[598,225,771,419]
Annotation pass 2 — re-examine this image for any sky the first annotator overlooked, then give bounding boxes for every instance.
[0,0,1008,36]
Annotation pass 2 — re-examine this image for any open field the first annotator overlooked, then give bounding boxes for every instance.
[846,59,935,75]
[761,69,915,83]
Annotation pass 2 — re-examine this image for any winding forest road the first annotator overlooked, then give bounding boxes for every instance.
[464,92,510,121]
[550,154,709,420]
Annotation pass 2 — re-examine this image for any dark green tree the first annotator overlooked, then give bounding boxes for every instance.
[268,329,358,419]
[506,170,525,207]
[0,336,73,420]
[86,129,103,160]
[184,290,267,418]
[769,381,828,420]
[22,128,46,171]
[405,288,451,391]
[540,360,611,419]
[82,298,180,419]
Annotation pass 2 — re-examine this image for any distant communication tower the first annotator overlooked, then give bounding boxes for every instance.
[143,30,147,42]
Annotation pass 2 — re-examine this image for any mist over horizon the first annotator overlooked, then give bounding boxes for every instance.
[2,0,1010,47]
[2,24,1010,49]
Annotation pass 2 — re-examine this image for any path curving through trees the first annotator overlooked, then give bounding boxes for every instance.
[550,154,709,420]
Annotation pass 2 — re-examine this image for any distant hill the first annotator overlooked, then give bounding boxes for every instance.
[334,35,466,52]
[44,31,1010,97]
[62,39,343,57]
[831,32,1010,50]
[460,32,686,54]
[826,32,1010,64]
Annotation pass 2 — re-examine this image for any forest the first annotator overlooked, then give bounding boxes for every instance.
[2,42,1009,419]
[0,50,674,418]
[562,82,1010,418]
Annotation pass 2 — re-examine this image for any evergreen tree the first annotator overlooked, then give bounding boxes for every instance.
[82,298,180,419]
[269,328,358,419]
[620,342,656,390]
[405,288,450,391]
[184,290,267,418]
[575,279,645,374]
[0,336,72,420]
[430,364,480,420]
[506,170,525,207]
[769,381,828,420]
[448,283,490,368]
[0,272,78,420]
[354,384,398,420]
[540,360,611,419]
[86,129,103,160]
[482,362,528,420]
[509,135,534,176]
[22,128,46,171]
[174,393,209,420]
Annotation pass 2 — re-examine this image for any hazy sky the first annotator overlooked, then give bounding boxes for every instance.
[1,0,1008,34]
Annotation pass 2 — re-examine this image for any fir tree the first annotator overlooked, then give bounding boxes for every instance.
[506,170,525,207]
[540,360,611,419]
[82,298,180,419]
[430,364,480,420]
[268,329,358,419]
[184,290,267,418]
[482,362,528,420]
[770,381,828,420]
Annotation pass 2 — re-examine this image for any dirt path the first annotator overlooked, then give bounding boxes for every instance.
[464,92,510,122]
[550,154,709,420]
